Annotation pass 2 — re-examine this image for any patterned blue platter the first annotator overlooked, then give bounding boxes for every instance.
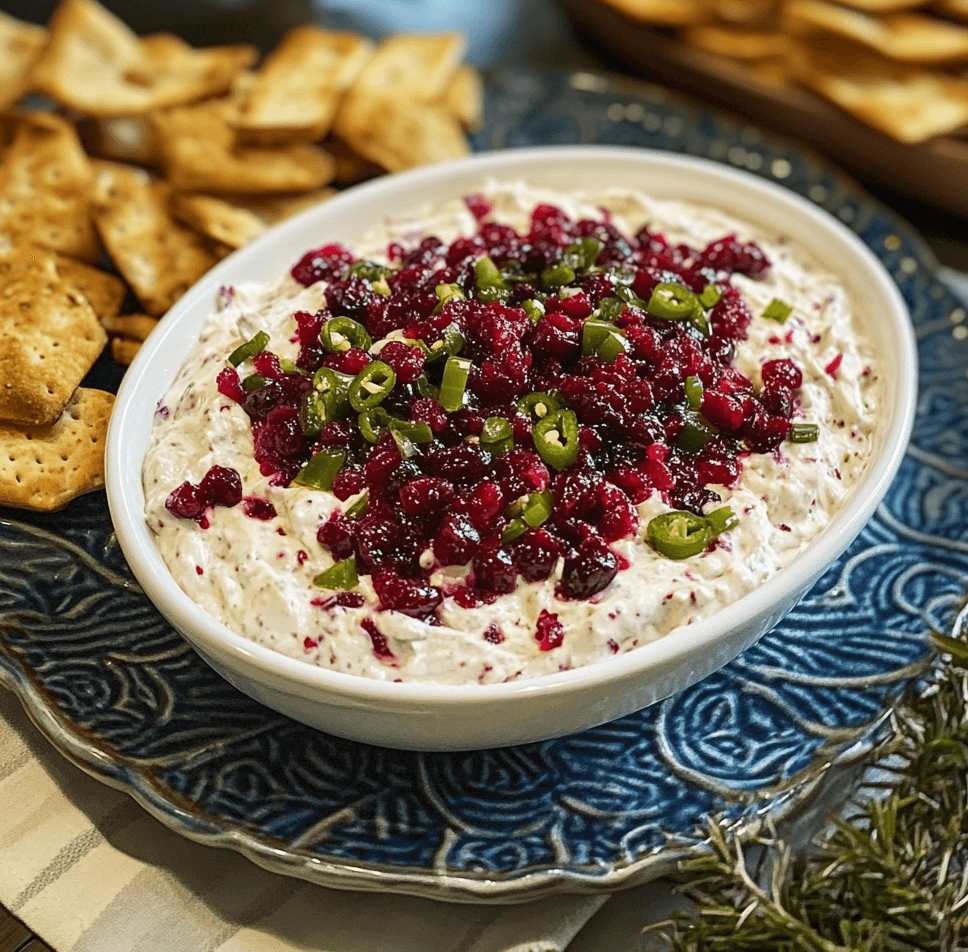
[1,68,966,903]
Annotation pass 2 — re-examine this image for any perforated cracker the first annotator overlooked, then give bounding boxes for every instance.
[0,387,114,511]
[0,246,107,426]
[0,110,101,263]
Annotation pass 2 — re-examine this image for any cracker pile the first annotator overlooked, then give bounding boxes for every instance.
[0,0,482,511]
[598,0,968,144]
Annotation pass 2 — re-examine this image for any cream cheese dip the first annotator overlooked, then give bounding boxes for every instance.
[142,181,880,686]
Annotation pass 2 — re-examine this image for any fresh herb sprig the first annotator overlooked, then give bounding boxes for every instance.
[650,630,968,952]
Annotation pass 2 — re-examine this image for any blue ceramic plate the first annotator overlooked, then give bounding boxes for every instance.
[1,69,965,902]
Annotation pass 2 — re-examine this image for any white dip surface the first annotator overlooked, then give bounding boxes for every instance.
[143,182,881,685]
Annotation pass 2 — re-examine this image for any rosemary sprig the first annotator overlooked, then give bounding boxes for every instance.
[654,630,968,952]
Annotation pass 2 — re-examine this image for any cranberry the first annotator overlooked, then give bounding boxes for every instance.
[535,609,564,651]
[372,571,442,620]
[513,528,562,582]
[317,510,356,560]
[434,510,481,564]
[761,358,803,392]
[291,243,355,286]
[471,539,517,595]
[399,476,455,516]
[558,533,619,600]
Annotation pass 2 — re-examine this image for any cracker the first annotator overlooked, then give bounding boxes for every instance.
[344,33,466,104]
[596,0,710,26]
[168,192,266,249]
[793,38,968,141]
[77,115,162,165]
[0,387,114,511]
[785,0,968,63]
[333,96,470,174]
[0,110,101,263]
[0,11,48,112]
[153,100,337,194]
[936,0,968,19]
[91,161,220,315]
[235,26,373,145]
[99,313,158,341]
[684,24,793,59]
[323,135,383,185]
[0,245,107,426]
[31,0,257,116]
[441,64,484,131]
[52,253,128,319]
[827,0,928,10]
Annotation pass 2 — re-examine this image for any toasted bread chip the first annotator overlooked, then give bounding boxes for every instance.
[0,387,114,511]
[217,188,339,228]
[684,24,793,59]
[345,33,466,104]
[169,192,265,249]
[785,0,968,63]
[441,64,484,131]
[31,0,257,116]
[936,0,968,19]
[708,0,779,24]
[91,161,220,315]
[794,38,968,142]
[100,313,158,341]
[53,253,127,318]
[0,246,107,426]
[323,135,383,185]
[596,0,710,25]
[824,0,927,10]
[0,110,101,263]
[0,12,47,112]
[334,96,470,174]
[153,100,337,194]
[235,26,373,145]
[77,115,162,165]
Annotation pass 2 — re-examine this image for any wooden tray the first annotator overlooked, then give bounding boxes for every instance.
[557,0,968,219]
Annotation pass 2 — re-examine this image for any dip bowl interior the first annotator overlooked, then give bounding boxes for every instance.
[106,145,916,751]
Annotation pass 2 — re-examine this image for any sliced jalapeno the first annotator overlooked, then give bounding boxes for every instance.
[533,408,579,470]
[348,360,396,411]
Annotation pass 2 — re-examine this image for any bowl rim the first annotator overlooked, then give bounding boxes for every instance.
[105,143,918,707]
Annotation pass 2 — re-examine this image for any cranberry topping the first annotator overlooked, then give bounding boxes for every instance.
[201,198,804,628]
[166,465,243,525]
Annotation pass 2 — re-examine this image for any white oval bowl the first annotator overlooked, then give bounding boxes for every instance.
[106,145,917,751]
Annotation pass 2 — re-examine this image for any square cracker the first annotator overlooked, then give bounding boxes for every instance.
[0,11,48,112]
[0,245,107,426]
[0,110,101,263]
[168,192,266,249]
[153,100,337,194]
[30,0,257,116]
[91,160,220,315]
[0,387,114,511]
[333,95,470,174]
[52,253,128,319]
[235,26,373,145]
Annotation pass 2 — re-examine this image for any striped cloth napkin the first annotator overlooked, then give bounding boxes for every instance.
[0,686,679,952]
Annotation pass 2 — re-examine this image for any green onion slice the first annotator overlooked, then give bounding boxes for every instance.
[321,316,372,353]
[677,414,715,455]
[345,490,370,520]
[581,319,613,355]
[293,448,344,491]
[522,299,545,323]
[474,255,510,291]
[299,390,327,436]
[415,374,440,400]
[313,367,354,417]
[596,297,627,322]
[313,556,359,590]
[647,511,712,560]
[501,518,527,544]
[705,506,738,537]
[763,298,793,323]
[699,284,722,309]
[427,323,465,360]
[789,422,819,443]
[684,375,704,411]
[241,372,267,393]
[541,262,576,290]
[596,329,629,363]
[389,418,433,444]
[358,406,390,443]
[481,416,514,456]
[523,490,553,527]
[439,356,472,412]
[562,237,603,271]
[227,330,269,367]
[348,360,396,412]
[533,408,579,470]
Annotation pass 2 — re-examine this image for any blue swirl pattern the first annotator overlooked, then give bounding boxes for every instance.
[0,68,963,901]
